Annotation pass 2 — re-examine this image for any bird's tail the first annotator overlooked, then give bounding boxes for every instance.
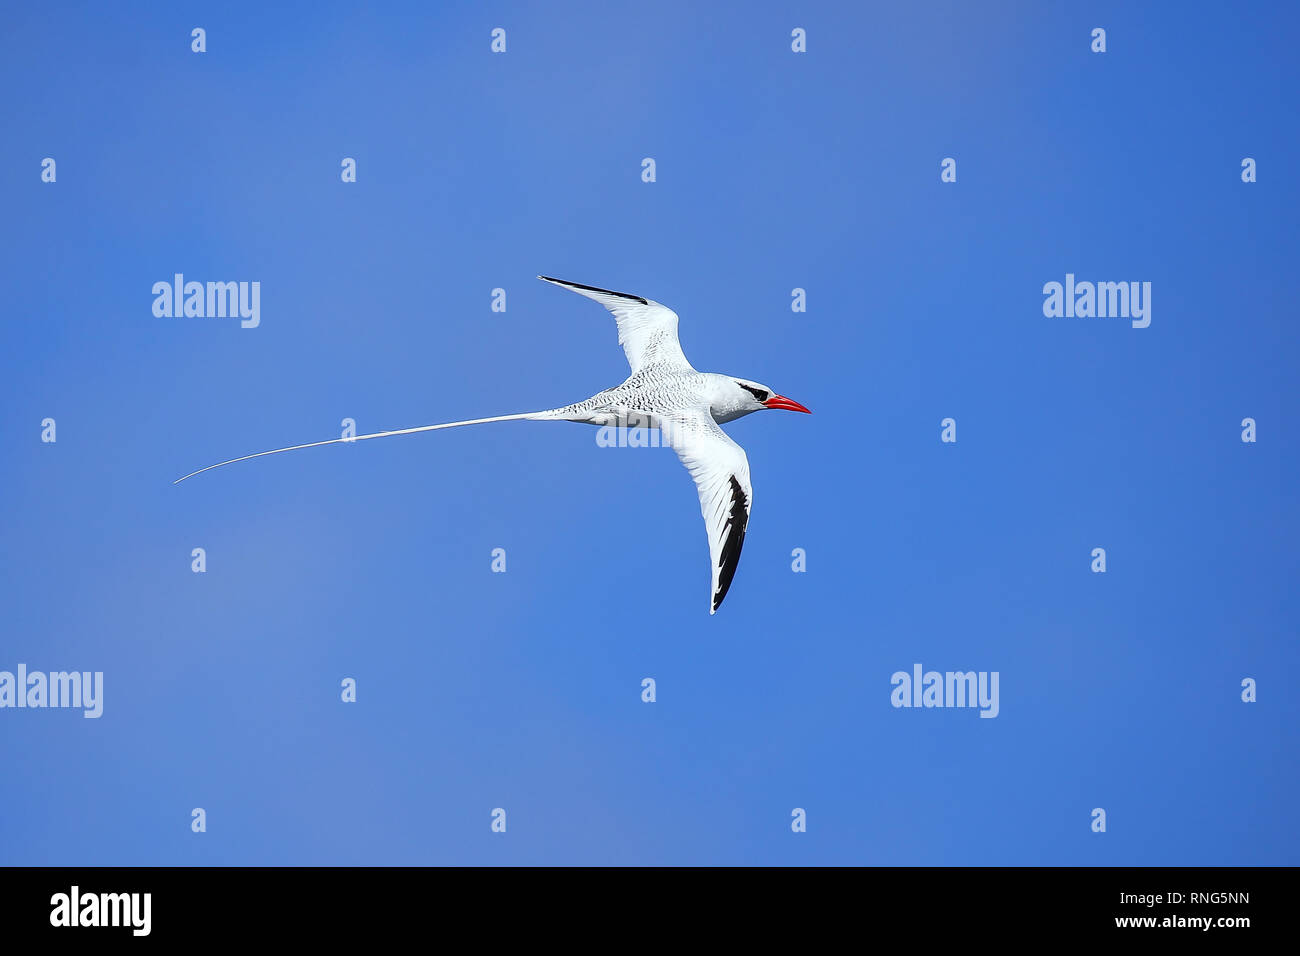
[173,410,561,484]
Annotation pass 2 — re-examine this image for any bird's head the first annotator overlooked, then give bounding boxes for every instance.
[727,378,812,416]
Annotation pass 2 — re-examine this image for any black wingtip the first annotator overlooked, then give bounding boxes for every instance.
[711,476,750,613]
[537,276,649,305]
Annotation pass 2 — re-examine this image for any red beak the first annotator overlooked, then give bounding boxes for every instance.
[764,394,811,414]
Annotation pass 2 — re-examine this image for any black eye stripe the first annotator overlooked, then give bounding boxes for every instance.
[738,384,767,402]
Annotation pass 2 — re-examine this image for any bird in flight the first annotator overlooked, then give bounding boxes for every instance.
[176,276,810,613]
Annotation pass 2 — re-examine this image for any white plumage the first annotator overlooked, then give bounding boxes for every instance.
[176,276,810,614]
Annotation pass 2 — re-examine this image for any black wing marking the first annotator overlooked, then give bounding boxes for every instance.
[712,475,751,612]
[537,276,649,305]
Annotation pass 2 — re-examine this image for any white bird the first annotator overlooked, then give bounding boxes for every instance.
[176,276,810,613]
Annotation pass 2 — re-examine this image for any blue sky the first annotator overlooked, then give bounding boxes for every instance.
[2,0,1296,865]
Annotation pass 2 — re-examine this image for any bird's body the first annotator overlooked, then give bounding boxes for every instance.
[176,276,809,613]
[542,370,759,426]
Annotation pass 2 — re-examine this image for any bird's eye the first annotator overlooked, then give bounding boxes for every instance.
[738,383,767,402]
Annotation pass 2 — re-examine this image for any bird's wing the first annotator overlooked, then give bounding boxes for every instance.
[665,409,753,614]
[538,276,693,373]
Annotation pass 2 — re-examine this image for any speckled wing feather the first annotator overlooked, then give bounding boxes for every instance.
[666,409,753,614]
[538,276,694,373]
